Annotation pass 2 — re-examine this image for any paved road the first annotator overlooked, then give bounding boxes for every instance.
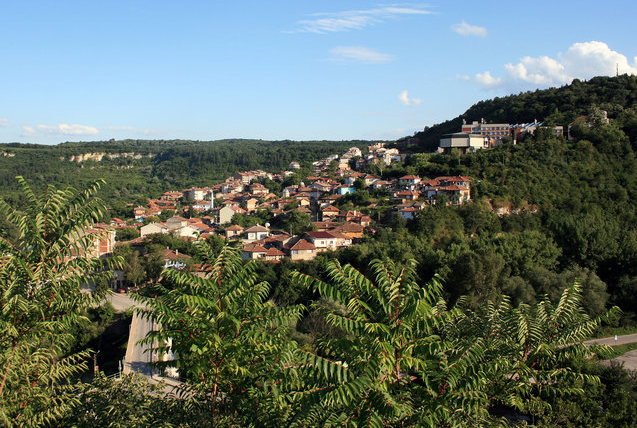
[123,311,183,394]
[584,334,637,371]
[584,333,637,347]
[600,350,637,370]
[123,312,155,376]
[107,291,140,312]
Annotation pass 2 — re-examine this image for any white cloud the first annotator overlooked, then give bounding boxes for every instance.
[21,123,99,137]
[504,56,568,86]
[0,119,9,127]
[451,21,487,37]
[559,41,637,78]
[293,5,432,34]
[474,71,503,88]
[398,90,422,106]
[329,46,393,64]
[467,41,637,90]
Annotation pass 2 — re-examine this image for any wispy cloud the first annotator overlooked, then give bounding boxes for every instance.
[464,41,637,90]
[292,5,433,34]
[21,123,99,137]
[329,46,393,64]
[0,119,10,127]
[451,21,487,37]
[398,90,422,106]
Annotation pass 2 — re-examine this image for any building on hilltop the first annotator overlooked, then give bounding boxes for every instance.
[441,118,564,153]
[438,132,489,154]
[461,119,510,145]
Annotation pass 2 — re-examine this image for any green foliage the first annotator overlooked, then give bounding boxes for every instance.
[290,258,616,427]
[60,372,186,427]
[144,233,197,257]
[279,210,315,235]
[382,108,637,316]
[231,210,273,228]
[143,244,166,283]
[135,243,304,426]
[125,250,146,287]
[538,362,637,427]
[0,178,121,427]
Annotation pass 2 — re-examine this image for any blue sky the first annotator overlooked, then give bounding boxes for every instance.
[1,1,636,145]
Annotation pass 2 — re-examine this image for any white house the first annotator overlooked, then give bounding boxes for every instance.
[244,225,270,241]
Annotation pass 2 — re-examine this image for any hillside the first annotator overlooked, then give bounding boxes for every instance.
[339,76,637,320]
[0,139,370,205]
[409,74,637,152]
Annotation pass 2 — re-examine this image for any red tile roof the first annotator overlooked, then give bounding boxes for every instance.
[245,225,269,232]
[243,243,267,253]
[290,239,316,251]
[305,231,337,239]
[265,248,285,256]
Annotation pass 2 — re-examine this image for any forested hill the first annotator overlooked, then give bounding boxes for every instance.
[0,139,370,204]
[409,74,637,151]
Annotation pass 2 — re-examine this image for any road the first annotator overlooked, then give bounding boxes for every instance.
[106,291,141,312]
[123,311,155,377]
[109,291,183,392]
[585,334,637,371]
[584,333,637,347]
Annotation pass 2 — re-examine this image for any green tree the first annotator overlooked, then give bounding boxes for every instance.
[116,227,140,242]
[291,258,614,427]
[61,373,188,427]
[282,210,314,235]
[0,178,120,427]
[135,243,304,426]
[124,250,146,287]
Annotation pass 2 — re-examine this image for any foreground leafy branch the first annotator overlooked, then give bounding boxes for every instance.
[135,243,304,426]
[0,178,119,427]
[290,259,616,427]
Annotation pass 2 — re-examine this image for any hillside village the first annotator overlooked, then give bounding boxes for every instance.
[85,113,593,290]
[95,142,473,288]
[6,70,637,427]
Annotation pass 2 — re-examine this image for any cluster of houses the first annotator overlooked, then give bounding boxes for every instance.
[102,142,472,283]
